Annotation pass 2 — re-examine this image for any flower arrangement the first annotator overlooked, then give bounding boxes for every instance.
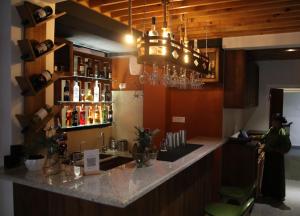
[134,126,160,153]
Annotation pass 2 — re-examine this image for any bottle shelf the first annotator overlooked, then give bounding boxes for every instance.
[18,39,66,62]
[16,105,62,134]
[57,101,113,106]
[16,1,66,28]
[61,122,112,132]
[15,72,60,96]
[58,75,112,82]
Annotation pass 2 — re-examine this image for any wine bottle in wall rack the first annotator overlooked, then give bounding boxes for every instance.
[31,39,54,57]
[33,5,53,23]
[32,105,52,124]
[30,70,52,91]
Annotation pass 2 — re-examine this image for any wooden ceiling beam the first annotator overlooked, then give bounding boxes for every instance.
[131,1,300,25]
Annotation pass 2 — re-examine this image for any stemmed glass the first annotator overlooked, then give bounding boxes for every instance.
[162,64,171,87]
[149,63,159,85]
[139,62,149,85]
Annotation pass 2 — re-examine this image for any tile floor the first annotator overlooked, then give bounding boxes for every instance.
[252,148,300,216]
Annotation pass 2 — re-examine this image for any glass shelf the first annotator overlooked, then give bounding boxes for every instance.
[59,75,112,82]
[61,122,111,132]
[57,101,113,105]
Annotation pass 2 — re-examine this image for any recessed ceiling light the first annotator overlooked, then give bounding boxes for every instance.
[286,48,297,52]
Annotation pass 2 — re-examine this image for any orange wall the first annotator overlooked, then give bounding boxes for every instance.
[144,86,223,145]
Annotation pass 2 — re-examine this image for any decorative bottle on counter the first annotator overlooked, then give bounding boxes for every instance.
[30,70,52,91]
[63,80,70,101]
[73,80,80,102]
[31,39,54,57]
[94,81,100,102]
[33,6,53,23]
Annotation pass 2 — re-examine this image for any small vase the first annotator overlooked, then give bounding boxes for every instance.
[133,152,150,168]
[25,155,45,171]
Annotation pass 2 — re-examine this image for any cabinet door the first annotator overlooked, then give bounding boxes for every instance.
[246,62,259,107]
[224,50,247,108]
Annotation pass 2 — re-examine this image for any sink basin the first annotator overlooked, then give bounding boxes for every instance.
[100,156,133,171]
[157,144,203,162]
[99,154,112,159]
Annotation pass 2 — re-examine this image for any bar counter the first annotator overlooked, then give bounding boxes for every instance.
[0,137,226,215]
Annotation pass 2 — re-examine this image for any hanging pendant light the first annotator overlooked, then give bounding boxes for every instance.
[124,0,135,45]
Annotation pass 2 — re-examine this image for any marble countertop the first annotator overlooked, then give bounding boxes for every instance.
[0,137,226,208]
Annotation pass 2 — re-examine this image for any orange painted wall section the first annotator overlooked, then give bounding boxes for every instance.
[168,88,223,139]
[144,85,224,145]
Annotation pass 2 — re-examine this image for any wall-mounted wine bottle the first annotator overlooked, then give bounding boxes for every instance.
[63,80,70,101]
[30,70,52,91]
[33,6,53,23]
[32,105,52,124]
[31,39,54,57]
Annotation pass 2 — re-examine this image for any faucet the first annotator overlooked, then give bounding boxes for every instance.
[99,132,107,153]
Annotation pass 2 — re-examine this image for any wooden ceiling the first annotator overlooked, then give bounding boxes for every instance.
[74,0,300,39]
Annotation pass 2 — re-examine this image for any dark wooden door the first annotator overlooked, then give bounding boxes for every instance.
[269,88,284,127]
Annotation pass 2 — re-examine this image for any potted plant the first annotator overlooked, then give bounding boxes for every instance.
[24,122,65,173]
[132,127,160,168]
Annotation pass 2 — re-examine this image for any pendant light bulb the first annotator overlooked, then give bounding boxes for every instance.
[124,0,135,45]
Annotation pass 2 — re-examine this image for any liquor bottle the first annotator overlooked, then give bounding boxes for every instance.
[31,39,54,57]
[66,108,72,127]
[32,105,52,123]
[78,57,85,76]
[94,106,101,124]
[33,6,53,23]
[108,106,113,123]
[102,105,107,123]
[103,66,107,79]
[88,107,93,124]
[85,84,94,101]
[94,61,99,78]
[84,58,89,77]
[107,64,112,79]
[94,81,100,102]
[73,55,78,76]
[149,17,159,37]
[30,70,52,91]
[104,85,111,102]
[87,59,93,77]
[63,80,70,101]
[71,107,78,126]
[73,80,80,102]
[79,105,86,125]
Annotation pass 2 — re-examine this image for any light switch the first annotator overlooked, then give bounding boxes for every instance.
[172,116,185,123]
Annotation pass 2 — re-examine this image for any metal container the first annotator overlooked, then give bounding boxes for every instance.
[118,139,128,152]
[110,139,118,150]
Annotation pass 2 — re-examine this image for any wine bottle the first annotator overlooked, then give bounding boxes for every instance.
[88,107,93,124]
[104,85,111,102]
[85,83,93,101]
[31,39,54,57]
[30,70,52,91]
[94,81,100,102]
[32,105,52,124]
[33,6,53,23]
[71,107,78,126]
[94,61,99,78]
[108,106,113,123]
[73,80,80,102]
[78,57,85,76]
[63,81,70,101]
[73,56,78,76]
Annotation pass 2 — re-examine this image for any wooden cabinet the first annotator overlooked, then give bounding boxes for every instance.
[224,50,259,108]
[222,139,264,194]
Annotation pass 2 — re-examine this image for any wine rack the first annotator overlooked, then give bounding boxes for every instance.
[15,2,66,144]
[16,1,65,28]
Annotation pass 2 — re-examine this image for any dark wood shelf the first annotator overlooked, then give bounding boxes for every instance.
[18,39,66,62]
[16,105,62,134]
[57,101,113,106]
[16,1,66,28]
[15,72,60,96]
[61,122,111,132]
